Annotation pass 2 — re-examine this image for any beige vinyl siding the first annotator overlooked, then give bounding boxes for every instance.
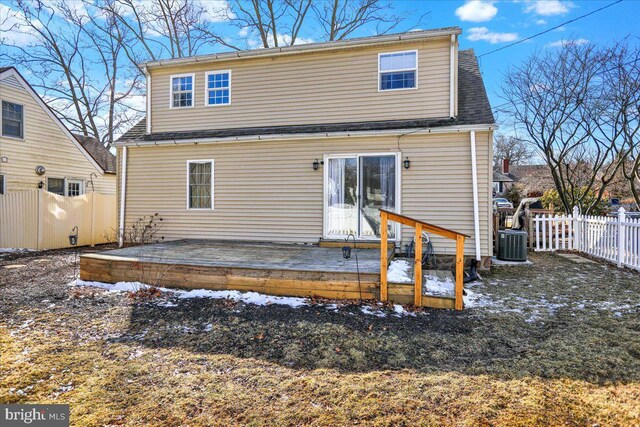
[0,80,115,194]
[120,131,492,256]
[149,38,453,133]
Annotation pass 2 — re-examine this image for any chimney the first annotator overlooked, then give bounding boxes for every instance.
[502,158,510,175]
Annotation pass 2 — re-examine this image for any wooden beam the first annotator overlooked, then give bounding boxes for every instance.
[380,211,388,301]
[380,209,470,240]
[455,235,465,310]
[414,223,423,307]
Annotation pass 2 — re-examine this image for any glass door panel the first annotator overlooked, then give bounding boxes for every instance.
[360,155,396,239]
[326,157,358,237]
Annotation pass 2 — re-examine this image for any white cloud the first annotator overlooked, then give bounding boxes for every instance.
[455,1,498,22]
[0,4,40,46]
[546,38,589,48]
[467,27,518,44]
[525,1,574,16]
[535,19,547,25]
[246,32,314,49]
[194,0,233,22]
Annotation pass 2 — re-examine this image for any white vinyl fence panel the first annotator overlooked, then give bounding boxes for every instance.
[534,207,640,271]
[0,189,117,250]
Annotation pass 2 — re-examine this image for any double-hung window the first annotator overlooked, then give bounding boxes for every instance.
[379,51,417,91]
[205,71,231,106]
[187,160,214,209]
[171,74,194,108]
[2,101,24,138]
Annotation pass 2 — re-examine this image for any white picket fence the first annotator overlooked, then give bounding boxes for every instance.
[533,207,640,271]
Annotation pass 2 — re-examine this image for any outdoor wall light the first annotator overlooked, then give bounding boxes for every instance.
[403,157,411,169]
[68,226,79,247]
[342,245,351,259]
[37,181,45,189]
[312,159,324,171]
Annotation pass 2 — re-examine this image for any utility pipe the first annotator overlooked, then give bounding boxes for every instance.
[118,146,128,247]
[470,130,482,262]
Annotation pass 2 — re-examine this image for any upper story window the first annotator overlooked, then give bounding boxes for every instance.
[379,50,417,91]
[2,100,24,138]
[170,74,194,108]
[206,71,231,106]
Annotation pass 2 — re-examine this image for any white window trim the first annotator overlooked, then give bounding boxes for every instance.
[1,100,25,140]
[0,173,5,195]
[378,50,419,92]
[204,70,232,107]
[186,159,215,210]
[169,73,195,109]
[66,178,85,196]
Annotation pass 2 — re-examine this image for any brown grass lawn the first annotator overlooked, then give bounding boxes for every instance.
[1,248,639,426]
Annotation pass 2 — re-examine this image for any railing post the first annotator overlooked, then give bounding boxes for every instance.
[380,211,388,301]
[455,235,465,310]
[618,207,626,267]
[414,223,423,307]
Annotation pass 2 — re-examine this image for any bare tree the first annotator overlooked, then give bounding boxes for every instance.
[493,134,533,168]
[0,0,143,144]
[312,0,422,42]
[599,41,640,209]
[502,42,629,214]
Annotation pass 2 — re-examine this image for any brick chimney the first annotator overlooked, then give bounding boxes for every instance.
[502,158,510,175]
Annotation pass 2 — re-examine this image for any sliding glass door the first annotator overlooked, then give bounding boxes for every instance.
[325,154,398,239]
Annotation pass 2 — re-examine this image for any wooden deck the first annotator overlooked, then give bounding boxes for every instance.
[80,239,464,308]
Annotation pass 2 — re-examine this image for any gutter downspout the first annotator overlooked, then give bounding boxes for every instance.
[470,130,482,262]
[449,34,456,118]
[145,67,151,134]
[118,146,128,247]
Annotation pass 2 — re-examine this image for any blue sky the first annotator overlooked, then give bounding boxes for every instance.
[388,0,640,116]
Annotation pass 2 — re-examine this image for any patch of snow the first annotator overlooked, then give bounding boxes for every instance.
[387,259,412,283]
[423,274,455,297]
[360,305,387,317]
[177,289,309,308]
[0,248,37,253]
[203,324,213,332]
[155,301,178,307]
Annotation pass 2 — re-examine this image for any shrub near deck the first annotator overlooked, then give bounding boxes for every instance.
[1,249,639,426]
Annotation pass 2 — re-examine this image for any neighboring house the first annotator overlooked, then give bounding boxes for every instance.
[493,159,514,196]
[509,164,555,197]
[116,27,495,264]
[0,67,116,196]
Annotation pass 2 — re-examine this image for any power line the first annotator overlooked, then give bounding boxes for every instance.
[477,0,624,58]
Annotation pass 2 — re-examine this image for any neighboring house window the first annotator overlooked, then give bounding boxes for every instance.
[171,74,194,108]
[187,160,214,209]
[2,101,24,138]
[379,51,417,91]
[205,71,231,106]
[67,179,83,196]
[0,174,5,195]
[47,177,84,196]
[48,178,65,195]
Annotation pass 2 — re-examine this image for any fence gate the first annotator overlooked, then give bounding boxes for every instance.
[533,206,640,271]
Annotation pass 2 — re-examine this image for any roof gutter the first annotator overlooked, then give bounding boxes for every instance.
[141,28,462,70]
[115,124,495,148]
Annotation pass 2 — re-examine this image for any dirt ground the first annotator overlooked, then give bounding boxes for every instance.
[1,247,639,426]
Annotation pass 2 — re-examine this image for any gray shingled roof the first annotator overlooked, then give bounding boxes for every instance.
[73,134,117,174]
[493,171,514,183]
[118,49,493,144]
[0,67,12,74]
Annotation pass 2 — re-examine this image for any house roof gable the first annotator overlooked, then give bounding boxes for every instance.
[0,67,106,174]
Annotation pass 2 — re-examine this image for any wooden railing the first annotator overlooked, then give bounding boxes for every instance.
[379,209,470,310]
